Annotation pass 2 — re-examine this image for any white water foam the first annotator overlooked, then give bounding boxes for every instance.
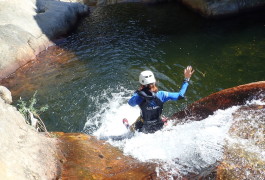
[109,106,238,175]
[85,90,264,177]
[84,87,140,135]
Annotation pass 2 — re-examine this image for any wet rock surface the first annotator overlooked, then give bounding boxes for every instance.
[169,82,265,178]
[55,132,160,179]
[217,104,265,179]
[172,81,265,122]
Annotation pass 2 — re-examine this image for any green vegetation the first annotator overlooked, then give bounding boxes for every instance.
[17,91,48,118]
[17,91,49,133]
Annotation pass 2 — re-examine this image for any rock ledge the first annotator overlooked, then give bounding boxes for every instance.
[0,0,89,80]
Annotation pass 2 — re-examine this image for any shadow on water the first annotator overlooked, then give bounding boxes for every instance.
[1,2,265,133]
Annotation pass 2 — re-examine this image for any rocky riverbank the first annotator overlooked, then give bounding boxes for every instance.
[0,0,89,80]
[0,86,65,179]
[96,0,265,17]
[0,0,88,178]
[179,0,265,17]
[172,81,265,122]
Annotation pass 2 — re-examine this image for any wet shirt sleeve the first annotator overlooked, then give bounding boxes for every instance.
[158,81,189,103]
[128,92,143,106]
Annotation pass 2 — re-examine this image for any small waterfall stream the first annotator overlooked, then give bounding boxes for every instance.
[87,89,264,177]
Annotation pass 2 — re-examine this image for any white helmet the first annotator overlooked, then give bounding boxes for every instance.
[139,70,156,85]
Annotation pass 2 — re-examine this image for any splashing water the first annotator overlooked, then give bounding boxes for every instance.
[84,89,225,175]
[115,107,240,176]
[84,88,265,177]
[84,87,140,135]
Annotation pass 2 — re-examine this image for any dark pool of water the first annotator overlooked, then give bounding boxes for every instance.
[1,2,265,133]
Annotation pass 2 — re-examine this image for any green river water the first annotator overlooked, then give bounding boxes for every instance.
[1,2,265,133]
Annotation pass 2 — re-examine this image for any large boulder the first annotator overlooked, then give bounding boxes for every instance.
[0,87,64,179]
[179,0,265,17]
[172,81,265,122]
[96,0,265,16]
[0,0,89,80]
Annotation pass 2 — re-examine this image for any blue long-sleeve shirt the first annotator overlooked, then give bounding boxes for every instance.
[128,81,189,106]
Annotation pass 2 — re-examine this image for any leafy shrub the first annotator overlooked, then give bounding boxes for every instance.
[17,91,49,133]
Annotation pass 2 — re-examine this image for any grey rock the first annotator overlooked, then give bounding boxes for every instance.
[0,98,64,179]
[0,86,12,104]
[0,0,89,80]
[179,0,265,17]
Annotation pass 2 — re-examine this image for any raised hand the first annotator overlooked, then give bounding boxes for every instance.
[184,66,195,79]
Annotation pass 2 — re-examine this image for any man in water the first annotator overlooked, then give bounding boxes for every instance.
[125,66,194,133]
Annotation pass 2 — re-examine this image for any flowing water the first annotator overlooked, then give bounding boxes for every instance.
[1,2,265,178]
[94,99,239,176]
